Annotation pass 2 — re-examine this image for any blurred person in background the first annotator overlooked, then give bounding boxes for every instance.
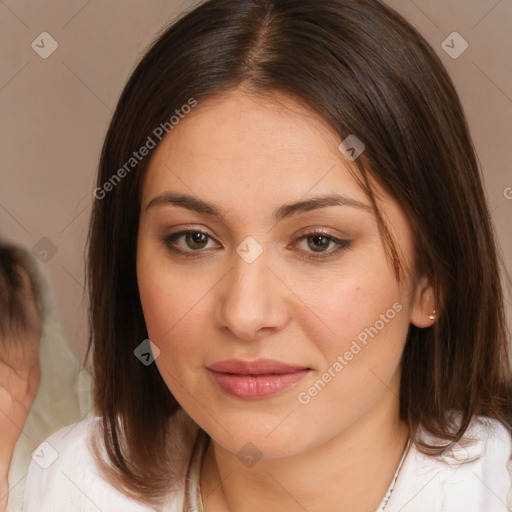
[0,239,91,512]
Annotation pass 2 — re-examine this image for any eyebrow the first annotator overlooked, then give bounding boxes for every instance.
[145,191,372,222]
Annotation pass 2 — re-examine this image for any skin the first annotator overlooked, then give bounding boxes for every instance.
[137,88,435,512]
[0,265,41,512]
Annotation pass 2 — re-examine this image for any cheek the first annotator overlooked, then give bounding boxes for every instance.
[137,248,200,348]
[292,277,408,438]
[137,268,206,402]
[138,275,181,341]
[296,256,407,356]
[290,261,411,422]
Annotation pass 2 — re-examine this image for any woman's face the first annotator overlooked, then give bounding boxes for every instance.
[137,89,432,457]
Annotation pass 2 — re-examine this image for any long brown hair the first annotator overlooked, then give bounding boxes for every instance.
[86,0,512,504]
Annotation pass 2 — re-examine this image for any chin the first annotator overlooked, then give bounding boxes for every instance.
[196,412,314,459]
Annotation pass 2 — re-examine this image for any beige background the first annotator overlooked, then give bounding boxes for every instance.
[1,0,511,363]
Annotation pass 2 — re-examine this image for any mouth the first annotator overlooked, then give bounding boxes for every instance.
[207,359,311,399]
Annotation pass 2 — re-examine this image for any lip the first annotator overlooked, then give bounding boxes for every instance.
[207,359,311,399]
[208,358,309,374]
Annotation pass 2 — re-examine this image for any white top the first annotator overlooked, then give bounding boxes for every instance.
[22,409,512,512]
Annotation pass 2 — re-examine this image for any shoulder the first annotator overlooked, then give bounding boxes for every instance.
[23,413,195,512]
[387,415,512,512]
[23,418,152,512]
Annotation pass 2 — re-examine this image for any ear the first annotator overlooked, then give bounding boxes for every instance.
[409,275,436,328]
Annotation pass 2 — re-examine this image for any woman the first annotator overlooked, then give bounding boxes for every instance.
[23,0,512,511]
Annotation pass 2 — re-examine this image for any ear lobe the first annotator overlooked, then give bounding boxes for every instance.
[409,275,436,328]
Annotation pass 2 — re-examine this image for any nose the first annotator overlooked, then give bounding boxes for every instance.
[214,249,290,341]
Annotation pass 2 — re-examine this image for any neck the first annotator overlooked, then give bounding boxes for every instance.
[200,375,410,512]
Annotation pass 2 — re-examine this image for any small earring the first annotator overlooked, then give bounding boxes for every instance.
[428,309,436,321]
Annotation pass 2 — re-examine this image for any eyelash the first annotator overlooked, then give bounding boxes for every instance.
[162,229,351,261]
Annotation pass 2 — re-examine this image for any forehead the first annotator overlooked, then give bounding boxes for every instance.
[141,89,366,208]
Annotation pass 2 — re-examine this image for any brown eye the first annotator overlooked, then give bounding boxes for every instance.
[306,234,332,252]
[295,231,351,260]
[163,230,218,256]
[184,231,209,250]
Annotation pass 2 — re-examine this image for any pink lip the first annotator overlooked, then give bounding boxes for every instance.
[207,359,311,399]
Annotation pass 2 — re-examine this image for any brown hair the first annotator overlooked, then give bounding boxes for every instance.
[0,240,41,341]
[86,0,512,504]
